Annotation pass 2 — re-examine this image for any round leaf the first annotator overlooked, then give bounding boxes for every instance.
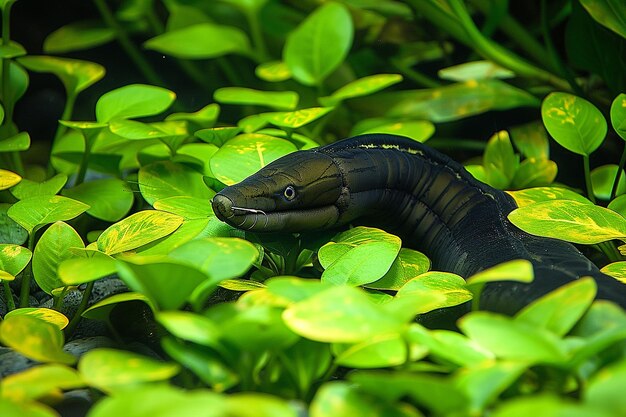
[283,285,407,343]
[0,364,83,401]
[210,134,297,185]
[7,195,89,234]
[0,315,76,364]
[18,56,105,95]
[319,74,403,106]
[32,221,85,294]
[506,186,591,207]
[138,161,214,205]
[96,84,176,123]
[153,196,214,219]
[255,60,291,82]
[4,308,69,330]
[43,21,115,53]
[10,173,67,200]
[78,348,179,392]
[59,253,117,286]
[600,261,626,283]
[283,2,353,85]
[367,248,430,290]
[156,311,221,347]
[0,243,31,280]
[97,210,184,255]
[591,164,626,199]
[62,178,133,221]
[541,92,607,156]
[359,120,435,143]
[260,107,333,129]
[508,200,626,244]
[611,93,626,141]
[333,333,408,368]
[0,131,30,152]
[396,271,473,311]
[144,23,251,59]
[214,87,298,110]
[0,169,21,190]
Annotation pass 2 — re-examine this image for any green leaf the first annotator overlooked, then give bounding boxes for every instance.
[396,271,473,312]
[283,2,353,85]
[0,203,27,245]
[454,361,529,414]
[283,285,407,343]
[0,169,21,190]
[266,276,331,303]
[169,237,258,284]
[32,221,85,294]
[466,259,534,287]
[600,261,626,282]
[507,200,626,244]
[0,315,76,364]
[195,126,241,146]
[506,186,590,207]
[87,385,225,417]
[611,93,626,140]
[0,398,58,417]
[18,56,105,95]
[255,60,291,82]
[585,359,626,414]
[62,178,133,221]
[0,41,26,58]
[222,393,298,417]
[59,252,116,285]
[0,131,30,152]
[210,133,297,185]
[383,80,539,122]
[319,227,401,286]
[367,248,430,290]
[493,394,611,417]
[509,158,557,189]
[609,194,626,217]
[10,173,67,200]
[438,60,515,81]
[333,332,409,368]
[459,311,567,363]
[161,337,238,392]
[0,243,31,280]
[214,87,298,110]
[108,119,180,140]
[591,164,626,199]
[116,259,209,310]
[97,210,184,255]
[153,196,214,219]
[156,311,221,347]
[166,103,220,128]
[139,160,214,205]
[510,120,550,160]
[580,0,626,39]
[78,348,179,392]
[261,107,334,129]
[311,381,419,417]
[43,21,115,53]
[0,61,28,107]
[82,292,153,321]
[144,23,251,59]
[406,324,493,367]
[319,74,403,106]
[483,130,519,186]
[358,120,435,143]
[541,92,607,156]
[0,364,83,401]
[96,84,176,123]
[4,308,69,329]
[213,304,298,351]
[7,195,89,234]
[515,278,596,336]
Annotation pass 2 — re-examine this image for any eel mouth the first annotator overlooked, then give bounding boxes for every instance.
[211,193,339,232]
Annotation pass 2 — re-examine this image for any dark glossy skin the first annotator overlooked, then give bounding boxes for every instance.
[212,134,626,314]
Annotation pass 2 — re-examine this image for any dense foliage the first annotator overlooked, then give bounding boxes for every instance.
[1,0,626,416]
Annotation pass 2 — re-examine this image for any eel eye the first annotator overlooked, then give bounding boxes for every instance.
[283,185,296,200]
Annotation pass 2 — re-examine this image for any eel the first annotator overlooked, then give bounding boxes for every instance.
[211,134,626,314]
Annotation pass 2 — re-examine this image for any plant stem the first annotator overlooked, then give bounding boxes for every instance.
[92,0,165,87]
[539,0,585,97]
[583,155,596,204]
[65,281,95,336]
[3,280,15,311]
[19,232,36,307]
[390,58,441,88]
[75,132,94,186]
[610,145,626,201]
[470,0,552,67]
[245,10,268,62]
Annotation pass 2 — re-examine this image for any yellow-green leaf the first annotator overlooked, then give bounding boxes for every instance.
[261,107,333,129]
[506,186,590,207]
[0,243,31,281]
[600,261,626,283]
[508,200,626,244]
[319,74,403,107]
[0,168,21,190]
[97,210,183,255]
[4,308,69,329]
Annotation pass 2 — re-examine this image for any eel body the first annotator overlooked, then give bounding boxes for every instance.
[212,134,626,314]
